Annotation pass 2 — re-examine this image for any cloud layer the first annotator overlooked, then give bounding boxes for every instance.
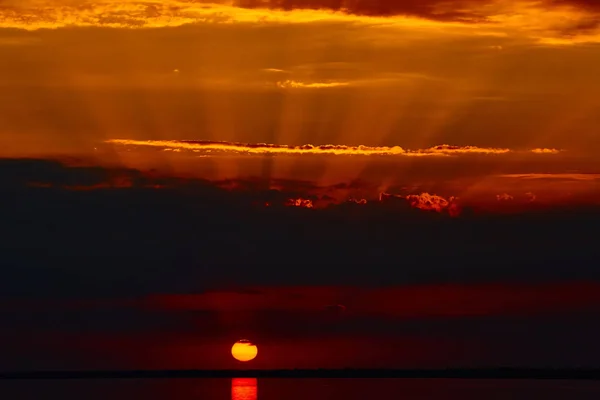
[1,0,599,44]
[107,139,557,157]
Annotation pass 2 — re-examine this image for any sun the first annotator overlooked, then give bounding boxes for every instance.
[231,339,258,362]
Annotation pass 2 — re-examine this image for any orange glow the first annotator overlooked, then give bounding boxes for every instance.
[231,340,258,362]
[231,378,257,400]
[2,0,599,217]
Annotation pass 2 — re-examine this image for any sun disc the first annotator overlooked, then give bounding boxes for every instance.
[231,339,258,362]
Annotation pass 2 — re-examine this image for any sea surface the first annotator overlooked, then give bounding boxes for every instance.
[1,378,600,399]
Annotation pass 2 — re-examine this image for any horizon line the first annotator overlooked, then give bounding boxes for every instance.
[2,368,600,380]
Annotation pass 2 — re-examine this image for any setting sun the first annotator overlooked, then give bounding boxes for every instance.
[231,340,258,362]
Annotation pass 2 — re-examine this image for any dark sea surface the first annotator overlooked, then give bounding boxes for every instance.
[2,378,600,399]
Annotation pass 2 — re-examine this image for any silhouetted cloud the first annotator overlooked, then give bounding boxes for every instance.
[2,158,600,212]
[2,157,600,306]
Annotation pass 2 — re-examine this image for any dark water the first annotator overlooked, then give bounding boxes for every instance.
[2,378,600,399]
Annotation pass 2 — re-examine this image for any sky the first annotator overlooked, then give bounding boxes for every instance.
[1,0,600,205]
[1,0,600,372]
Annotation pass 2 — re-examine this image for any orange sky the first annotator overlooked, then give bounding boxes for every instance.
[1,0,600,205]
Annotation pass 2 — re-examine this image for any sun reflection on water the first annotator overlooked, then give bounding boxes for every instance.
[231,378,258,400]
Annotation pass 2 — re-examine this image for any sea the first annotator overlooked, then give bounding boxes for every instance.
[1,378,600,399]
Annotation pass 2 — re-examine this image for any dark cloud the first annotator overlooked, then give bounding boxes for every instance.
[228,0,600,27]
[230,0,491,21]
[0,158,145,187]
[552,0,600,11]
[2,158,600,300]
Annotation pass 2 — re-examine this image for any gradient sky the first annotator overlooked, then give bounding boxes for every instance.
[2,0,600,372]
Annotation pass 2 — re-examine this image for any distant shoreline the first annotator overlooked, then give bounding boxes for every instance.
[2,369,600,380]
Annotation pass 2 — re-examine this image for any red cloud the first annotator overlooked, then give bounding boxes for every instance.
[285,198,314,208]
[219,0,492,21]
[406,193,454,213]
[496,193,514,201]
[380,192,460,216]
[138,282,600,318]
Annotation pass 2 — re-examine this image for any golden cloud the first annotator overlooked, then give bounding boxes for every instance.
[276,80,350,89]
[423,144,510,155]
[106,139,557,157]
[531,148,563,154]
[0,0,599,45]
